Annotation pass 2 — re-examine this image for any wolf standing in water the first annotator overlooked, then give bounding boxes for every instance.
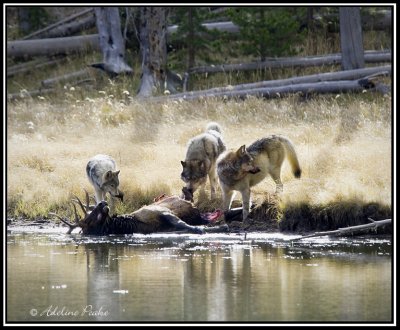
[217,135,301,220]
[86,154,124,215]
[181,122,226,201]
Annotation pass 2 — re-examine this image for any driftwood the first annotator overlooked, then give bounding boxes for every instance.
[22,8,94,40]
[290,218,392,241]
[188,50,391,75]
[7,34,100,58]
[160,65,391,101]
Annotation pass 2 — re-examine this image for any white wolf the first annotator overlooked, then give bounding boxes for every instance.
[86,154,124,214]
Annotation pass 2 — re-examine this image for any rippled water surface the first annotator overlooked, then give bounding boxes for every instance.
[6,228,392,323]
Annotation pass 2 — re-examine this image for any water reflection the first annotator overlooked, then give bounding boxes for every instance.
[6,232,392,323]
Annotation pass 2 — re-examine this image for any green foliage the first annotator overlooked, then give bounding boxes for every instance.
[168,7,230,70]
[228,7,307,60]
[21,7,50,35]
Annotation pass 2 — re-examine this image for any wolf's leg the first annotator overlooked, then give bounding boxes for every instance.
[270,167,283,193]
[94,188,104,205]
[108,195,115,215]
[221,186,235,211]
[161,212,205,234]
[208,170,218,199]
[241,188,251,220]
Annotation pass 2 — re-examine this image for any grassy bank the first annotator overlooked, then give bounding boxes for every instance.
[7,91,392,225]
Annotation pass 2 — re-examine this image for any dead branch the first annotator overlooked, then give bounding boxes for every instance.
[290,218,392,241]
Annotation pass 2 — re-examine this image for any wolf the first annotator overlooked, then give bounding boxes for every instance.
[217,135,301,220]
[181,122,226,201]
[86,154,124,214]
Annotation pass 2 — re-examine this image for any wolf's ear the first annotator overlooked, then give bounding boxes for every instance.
[114,170,120,177]
[103,170,113,181]
[181,161,186,168]
[199,161,205,171]
[236,145,246,156]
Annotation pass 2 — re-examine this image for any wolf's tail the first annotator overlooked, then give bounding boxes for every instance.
[206,122,222,134]
[279,136,302,178]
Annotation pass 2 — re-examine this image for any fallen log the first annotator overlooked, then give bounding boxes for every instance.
[41,68,91,87]
[7,57,66,77]
[29,15,96,39]
[188,50,391,75]
[289,218,392,241]
[162,65,391,100]
[7,34,100,58]
[22,8,94,40]
[152,75,390,101]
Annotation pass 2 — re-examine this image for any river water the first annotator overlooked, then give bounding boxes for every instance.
[6,227,393,324]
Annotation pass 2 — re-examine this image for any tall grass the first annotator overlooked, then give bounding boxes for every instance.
[7,91,392,220]
[6,27,392,220]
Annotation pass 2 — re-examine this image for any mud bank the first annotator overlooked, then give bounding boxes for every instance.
[225,198,392,236]
[7,198,392,238]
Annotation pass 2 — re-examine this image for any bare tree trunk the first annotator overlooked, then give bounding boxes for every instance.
[17,7,31,35]
[339,7,365,70]
[137,7,168,97]
[93,7,133,75]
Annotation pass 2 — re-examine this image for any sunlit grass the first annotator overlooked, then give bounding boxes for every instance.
[7,91,392,220]
[6,27,392,221]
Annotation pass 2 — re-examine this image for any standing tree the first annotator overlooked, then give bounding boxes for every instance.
[339,7,365,70]
[228,7,306,61]
[92,7,133,75]
[137,6,169,97]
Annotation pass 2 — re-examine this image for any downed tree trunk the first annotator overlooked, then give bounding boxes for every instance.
[153,74,390,102]
[7,34,100,58]
[188,50,391,75]
[7,57,66,77]
[41,68,91,87]
[167,21,240,35]
[161,65,391,101]
[290,218,392,241]
[28,14,96,39]
[22,8,94,40]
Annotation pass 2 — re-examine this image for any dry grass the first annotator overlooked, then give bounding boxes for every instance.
[6,91,392,220]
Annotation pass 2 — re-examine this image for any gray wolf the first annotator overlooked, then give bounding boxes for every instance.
[86,154,124,214]
[217,135,301,220]
[181,122,226,201]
